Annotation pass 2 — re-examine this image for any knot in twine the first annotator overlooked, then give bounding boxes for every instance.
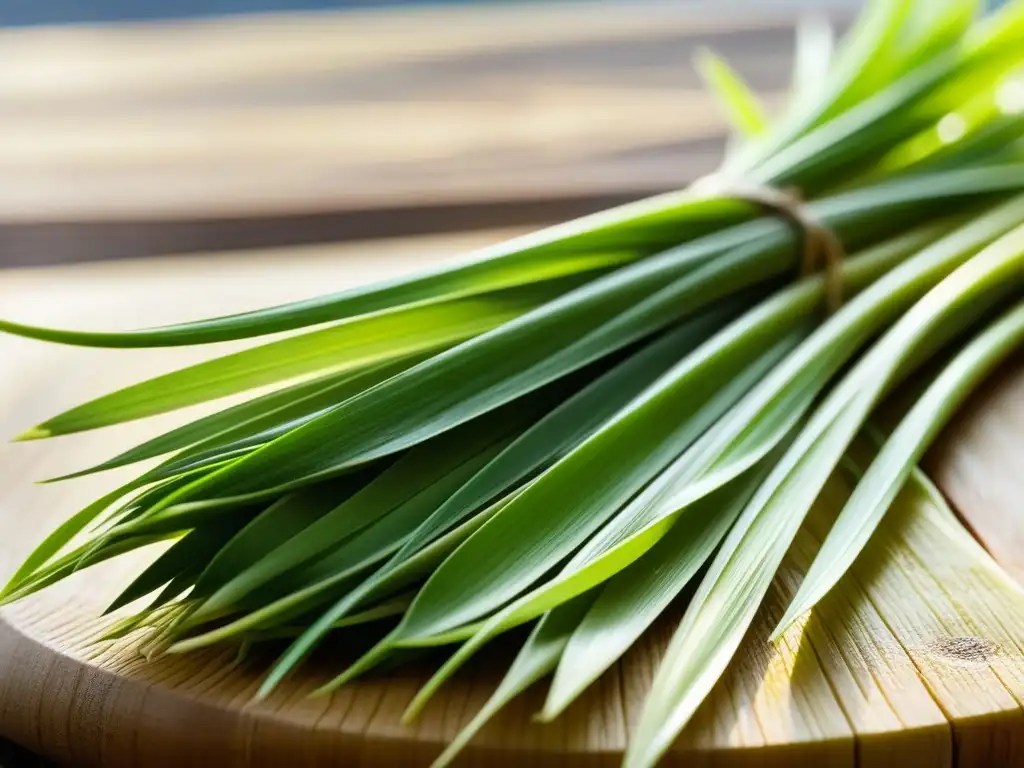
[693,175,846,313]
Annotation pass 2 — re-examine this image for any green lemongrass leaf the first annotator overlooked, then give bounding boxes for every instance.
[397,330,808,719]
[1,532,180,606]
[391,322,712,563]
[774,298,1024,636]
[228,438,509,617]
[3,460,231,600]
[95,605,175,643]
[750,5,1024,192]
[26,285,556,438]
[889,0,979,77]
[1,480,143,598]
[791,16,834,102]
[392,319,797,649]
[0,191,752,348]
[126,164,1024,510]
[431,593,599,768]
[695,48,769,138]
[183,409,526,628]
[813,0,916,119]
[186,478,367,601]
[55,353,426,481]
[236,594,415,643]
[315,220,960,697]
[52,372,357,480]
[727,0,913,174]
[624,222,1024,768]
[170,486,524,657]
[384,216,962,651]
[146,305,739,506]
[105,511,253,613]
[540,465,767,721]
[883,114,1024,180]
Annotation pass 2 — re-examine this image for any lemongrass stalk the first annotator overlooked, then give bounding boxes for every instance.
[775,298,1024,635]
[625,222,1024,768]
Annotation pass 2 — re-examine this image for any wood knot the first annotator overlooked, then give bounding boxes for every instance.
[922,636,997,666]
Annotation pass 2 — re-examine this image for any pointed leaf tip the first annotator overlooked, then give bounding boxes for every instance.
[14,426,50,441]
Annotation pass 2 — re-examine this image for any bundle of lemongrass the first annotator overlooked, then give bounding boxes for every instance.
[3,0,1024,765]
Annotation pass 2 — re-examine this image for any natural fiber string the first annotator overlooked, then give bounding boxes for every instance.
[693,175,846,312]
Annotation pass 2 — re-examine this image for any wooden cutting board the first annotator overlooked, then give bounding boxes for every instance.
[0,230,1023,767]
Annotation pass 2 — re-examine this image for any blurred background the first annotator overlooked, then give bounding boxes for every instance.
[0,0,876,271]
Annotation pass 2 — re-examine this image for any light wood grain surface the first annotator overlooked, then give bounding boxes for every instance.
[1,231,1023,767]
[0,2,845,266]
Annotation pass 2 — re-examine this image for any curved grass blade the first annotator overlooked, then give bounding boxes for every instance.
[52,353,426,481]
[185,478,368,602]
[624,222,1024,768]
[391,322,715,563]
[431,593,599,768]
[774,298,1024,636]
[93,166,1024,509]
[540,464,768,721]
[397,332,807,719]
[182,408,529,627]
[1,532,180,605]
[0,193,745,348]
[105,510,254,613]
[695,48,769,138]
[236,594,415,644]
[169,487,524,656]
[306,220,957,697]
[391,319,793,649]
[228,440,510,617]
[24,285,555,438]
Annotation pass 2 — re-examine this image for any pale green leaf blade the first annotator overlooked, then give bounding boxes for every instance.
[183,409,528,627]
[0,231,653,348]
[393,321,792,647]
[25,287,550,438]
[169,486,523,658]
[52,354,426,481]
[540,468,764,720]
[774,298,1024,636]
[105,511,252,613]
[624,221,1024,768]
[391,321,717,562]
[431,593,598,768]
[695,48,769,138]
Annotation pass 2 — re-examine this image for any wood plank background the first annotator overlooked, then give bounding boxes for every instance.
[0,2,854,266]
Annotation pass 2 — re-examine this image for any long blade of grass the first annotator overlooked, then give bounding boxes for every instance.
[430,593,599,768]
[0,194,747,347]
[119,165,1024,511]
[169,487,524,655]
[23,284,558,438]
[791,16,834,102]
[539,464,768,721]
[52,354,427,481]
[182,407,530,627]
[105,510,253,613]
[774,298,1024,635]
[624,222,1024,768]
[695,48,769,138]
[391,324,797,649]
[391,322,713,563]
